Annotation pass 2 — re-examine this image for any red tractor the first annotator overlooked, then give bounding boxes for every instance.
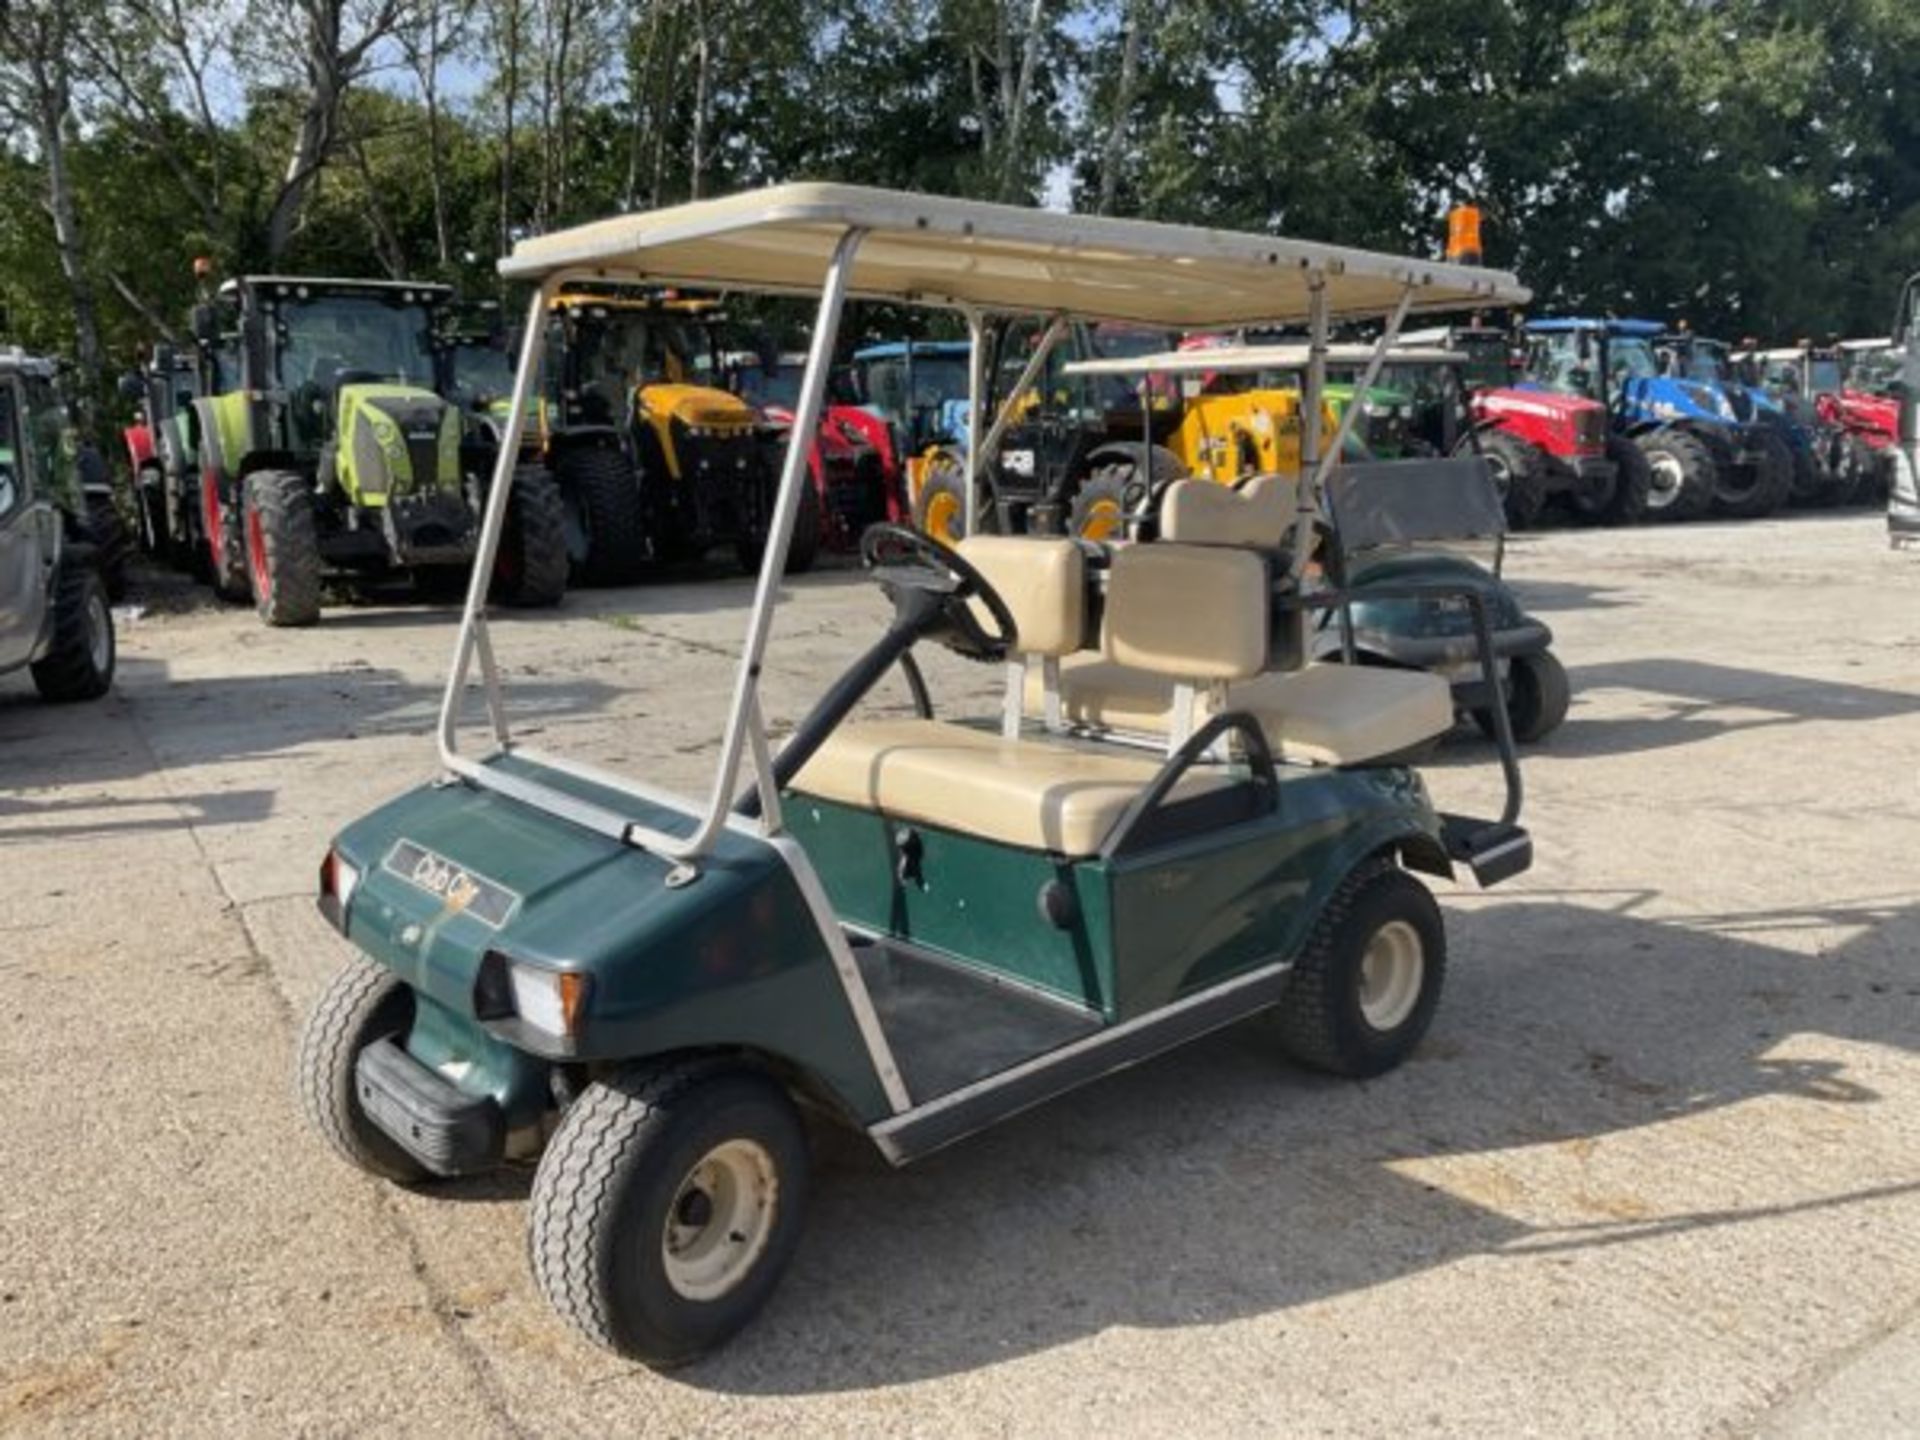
[1832,339,1904,500]
[724,350,892,550]
[1397,324,1638,528]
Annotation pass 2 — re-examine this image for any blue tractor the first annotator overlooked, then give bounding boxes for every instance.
[1521,318,1792,521]
[1661,331,1818,510]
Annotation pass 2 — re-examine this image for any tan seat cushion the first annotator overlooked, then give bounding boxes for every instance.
[955,535,1085,656]
[1031,658,1454,767]
[1160,474,1296,548]
[789,718,1234,857]
[1102,544,1268,680]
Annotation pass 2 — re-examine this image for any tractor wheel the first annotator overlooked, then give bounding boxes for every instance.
[1068,464,1139,542]
[295,954,429,1185]
[243,470,323,627]
[29,562,114,702]
[1267,858,1446,1079]
[1785,439,1824,507]
[201,470,251,600]
[1475,649,1570,744]
[735,482,822,577]
[555,446,646,586]
[1715,426,1793,519]
[1471,431,1548,530]
[527,1059,811,1368]
[1848,439,1891,504]
[1635,429,1715,522]
[84,493,134,603]
[911,452,986,546]
[492,464,570,607]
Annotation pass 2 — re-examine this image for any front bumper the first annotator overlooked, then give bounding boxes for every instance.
[383,491,478,566]
[1350,617,1553,674]
[356,1036,505,1176]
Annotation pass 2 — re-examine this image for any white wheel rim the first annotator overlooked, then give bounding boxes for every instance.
[661,1138,779,1301]
[1358,919,1425,1031]
[85,591,112,672]
[1646,453,1684,505]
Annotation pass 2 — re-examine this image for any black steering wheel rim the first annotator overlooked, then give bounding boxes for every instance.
[859,522,1018,661]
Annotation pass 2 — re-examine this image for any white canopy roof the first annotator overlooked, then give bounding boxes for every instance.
[1062,343,1467,377]
[500,183,1529,329]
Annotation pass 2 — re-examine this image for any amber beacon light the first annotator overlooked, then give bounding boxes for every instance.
[1446,205,1484,266]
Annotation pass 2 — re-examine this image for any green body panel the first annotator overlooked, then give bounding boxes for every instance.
[789,798,1117,1014]
[331,753,893,1124]
[194,392,254,480]
[1325,381,1417,458]
[336,384,460,505]
[166,411,197,472]
[791,764,1445,1025]
[1344,551,1525,640]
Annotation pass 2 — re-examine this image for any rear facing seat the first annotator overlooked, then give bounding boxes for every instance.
[1034,474,1455,765]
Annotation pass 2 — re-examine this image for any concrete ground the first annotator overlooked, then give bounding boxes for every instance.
[2,511,1917,1437]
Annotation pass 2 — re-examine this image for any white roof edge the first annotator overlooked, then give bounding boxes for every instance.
[497,183,1529,328]
[1063,342,1468,377]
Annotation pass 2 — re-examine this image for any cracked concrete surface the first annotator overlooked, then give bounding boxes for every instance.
[2,512,1917,1436]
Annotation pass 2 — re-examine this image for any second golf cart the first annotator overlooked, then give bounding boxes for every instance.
[294,185,1534,1367]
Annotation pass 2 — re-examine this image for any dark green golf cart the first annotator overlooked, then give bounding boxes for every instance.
[295,185,1534,1367]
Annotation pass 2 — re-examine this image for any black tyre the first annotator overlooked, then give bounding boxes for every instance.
[493,465,570,606]
[738,479,822,576]
[910,450,983,546]
[1467,430,1547,530]
[1068,463,1139,542]
[1785,436,1824,506]
[1715,425,1793,518]
[84,493,134,603]
[1474,648,1570,744]
[528,1061,810,1368]
[1636,428,1715,522]
[1593,435,1653,526]
[243,470,323,626]
[555,445,646,586]
[295,954,429,1184]
[1269,859,1446,1078]
[29,562,114,702]
[202,470,250,600]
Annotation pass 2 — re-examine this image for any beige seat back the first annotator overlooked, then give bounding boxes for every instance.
[955,535,1087,736]
[1159,474,1296,549]
[1101,543,1268,750]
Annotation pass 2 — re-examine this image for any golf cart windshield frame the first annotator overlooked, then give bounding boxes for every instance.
[438,184,1528,867]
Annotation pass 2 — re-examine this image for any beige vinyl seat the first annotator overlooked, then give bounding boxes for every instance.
[789,536,1237,858]
[1029,475,1455,766]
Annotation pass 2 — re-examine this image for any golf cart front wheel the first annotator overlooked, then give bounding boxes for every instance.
[527,1060,809,1367]
[295,954,429,1184]
[1269,860,1446,1078]
[1474,649,1570,744]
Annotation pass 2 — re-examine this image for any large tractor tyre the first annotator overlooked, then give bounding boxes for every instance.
[1635,430,1715,522]
[738,479,823,577]
[84,494,134,603]
[201,471,251,600]
[295,954,430,1185]
[555,446,647,586]
[243,470,323,627]
[1474,648,1571,745]
[527,1060,811,1368]
[1267,859,1447,1079]
[911,452,989,547]
[1785,440,1824,507]
[492,465,570,607]
[29,562,115,702]
[1471,431,1548,531]
[1068,464,1140,543]
[1715,427,1794,519]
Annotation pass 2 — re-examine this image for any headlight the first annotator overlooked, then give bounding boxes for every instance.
[495,957,591,1039]
[318,848,359,930]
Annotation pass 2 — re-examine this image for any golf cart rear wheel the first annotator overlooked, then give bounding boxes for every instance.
[243,470,323,626]
[528,1060,809,1367]
[555,445,646,586]
[295,954,429,1185]
[1269,859,1446,1078]
[1471,431,1547,530]
[492,464,569,607]
[29,562,114,702]
[1635,430,1714,522]
[1475,648,1570,744]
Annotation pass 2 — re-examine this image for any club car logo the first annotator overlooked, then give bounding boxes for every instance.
[382,840,518,928]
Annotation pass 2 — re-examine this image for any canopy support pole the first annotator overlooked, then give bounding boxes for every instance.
[963,309,986,537]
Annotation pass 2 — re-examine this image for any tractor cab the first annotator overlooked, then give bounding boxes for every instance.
[293,183,1535,1368]
[121,345,206,568]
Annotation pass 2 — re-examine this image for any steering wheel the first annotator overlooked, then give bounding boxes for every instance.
[859,523,1018,662]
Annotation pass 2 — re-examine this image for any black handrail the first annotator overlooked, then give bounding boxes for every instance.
[1100,709,1278,862]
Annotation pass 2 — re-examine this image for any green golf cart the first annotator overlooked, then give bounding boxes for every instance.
[294,185,1533,1367]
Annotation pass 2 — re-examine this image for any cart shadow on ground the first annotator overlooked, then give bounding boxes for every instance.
[610,893,1919,1395]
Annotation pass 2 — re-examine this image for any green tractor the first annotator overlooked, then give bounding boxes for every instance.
[190,277,568,625]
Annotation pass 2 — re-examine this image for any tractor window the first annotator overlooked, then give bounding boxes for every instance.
[1610,337,1659,382]
[22,376,76,512]
[1455,335,1512,390]
[0,386,20,518]
[1526,334,1601,400]
[1807,357,1842,394]
[449,339,517,410]
[1678,342,1733,385]
[732,362,801,411]
[272,294,437,393]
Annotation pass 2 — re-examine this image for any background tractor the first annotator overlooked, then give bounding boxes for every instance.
[542,290,818,582]
[1836,338,1905,501]
[190,275,566,625]
[121,345,208,572]
[1736,342,1857,505]
[1519,318,1787,522]
[1392,324,1632,529]
[1658,330,1807,511]
[724,349,889,552]
[843,339,973,531]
